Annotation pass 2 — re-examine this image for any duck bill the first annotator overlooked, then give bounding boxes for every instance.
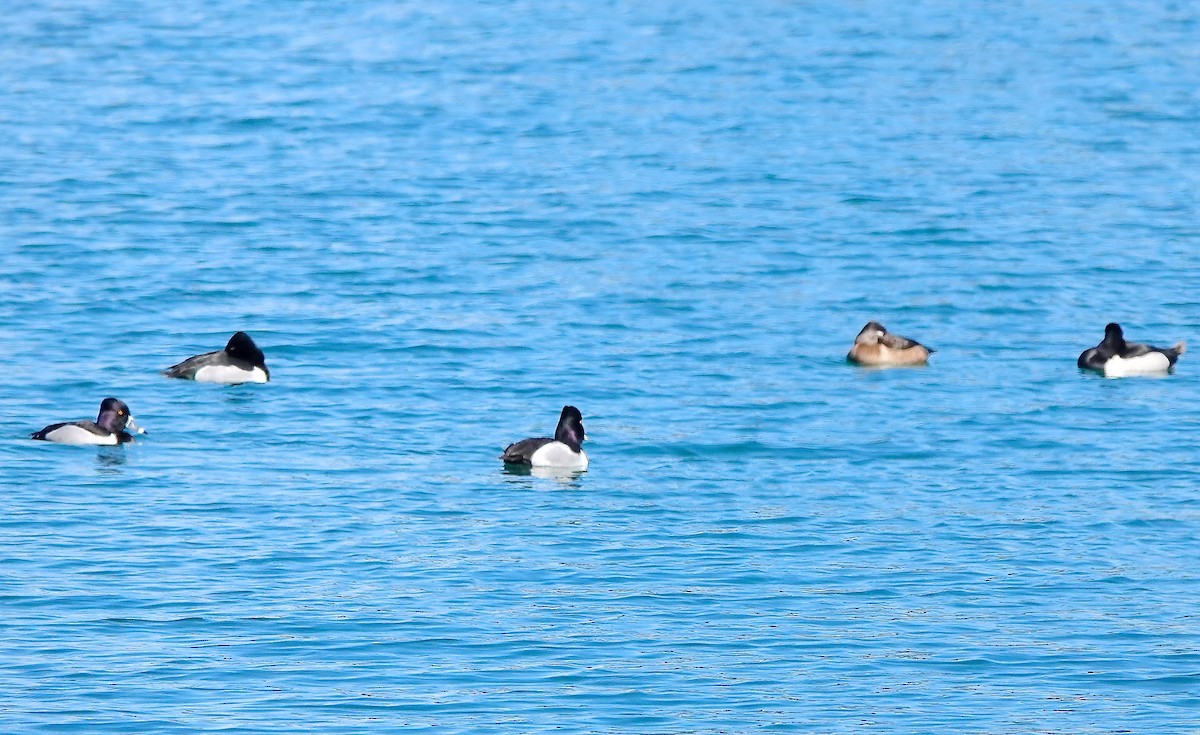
[127,417,147,435]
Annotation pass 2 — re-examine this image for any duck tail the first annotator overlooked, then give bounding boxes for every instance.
[1174,340,1186,355]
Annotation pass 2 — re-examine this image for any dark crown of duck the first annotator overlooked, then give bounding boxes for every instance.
[97,397,133,433]
[554,405,586,451]
[226,331,266,368]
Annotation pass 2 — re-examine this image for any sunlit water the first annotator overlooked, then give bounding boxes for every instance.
[3,2,1200,732]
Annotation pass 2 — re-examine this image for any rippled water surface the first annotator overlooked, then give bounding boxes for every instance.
[3,1,1200,732]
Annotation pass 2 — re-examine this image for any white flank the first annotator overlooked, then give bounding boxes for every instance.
[1103,352,1171,378]
[529,441,588,469]
[194,364,268,384]
[42,425,118,445]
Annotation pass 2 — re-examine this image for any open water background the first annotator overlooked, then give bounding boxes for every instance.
[2,1,1200,732]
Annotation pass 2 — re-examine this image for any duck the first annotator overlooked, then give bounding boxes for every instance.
[847,321,933,366]
[31,398,147,445]
[500,406,588,469]
[1077,322,1185,377]
[164,331,269,384]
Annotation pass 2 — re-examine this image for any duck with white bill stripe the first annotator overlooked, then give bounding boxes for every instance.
[31,398,147,445]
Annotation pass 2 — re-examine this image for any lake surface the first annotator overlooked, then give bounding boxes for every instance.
[2,1,1200,732]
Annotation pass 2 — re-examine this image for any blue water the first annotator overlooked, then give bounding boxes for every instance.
[3,1,1200,732]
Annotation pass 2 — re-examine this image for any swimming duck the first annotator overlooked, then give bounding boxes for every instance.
[164,331,269,384]
[31,398,146,445]
[847,321,933,366]
[1077,322,1185,377]
[500,406,588,469]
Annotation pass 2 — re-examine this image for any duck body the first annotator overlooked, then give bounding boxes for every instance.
[501,406,588,469]
[165,332,269,384]
[1078,323,1184,377]
[847,321,932,366]
[501,438,589,468]
[32,398,146,445]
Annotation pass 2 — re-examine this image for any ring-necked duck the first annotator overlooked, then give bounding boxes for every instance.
[500,406,588,469]
[31,398,146,445]
[1078,323,1185,377]
[164,331,269,384]
[847,321,933,366]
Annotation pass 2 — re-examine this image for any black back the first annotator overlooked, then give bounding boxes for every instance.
[500,437,553,465]
[30,422,69,441]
